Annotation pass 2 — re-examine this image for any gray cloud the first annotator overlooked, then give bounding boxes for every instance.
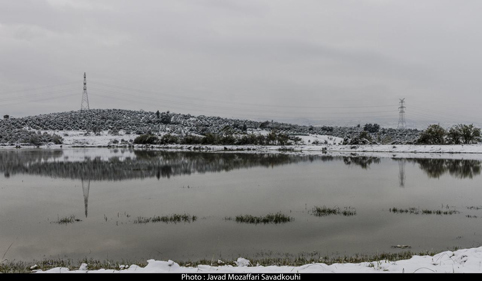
[1,0,481,127]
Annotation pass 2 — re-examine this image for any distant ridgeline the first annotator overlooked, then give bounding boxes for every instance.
[0,109,421,145]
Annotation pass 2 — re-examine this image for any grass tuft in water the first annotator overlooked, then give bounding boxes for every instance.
[389,207,459,215]
[311,206,357,217]
[53,215,81,224]
[134,214,197,224]
[226,212,293,224]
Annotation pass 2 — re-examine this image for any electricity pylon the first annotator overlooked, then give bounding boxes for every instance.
[81,72,90,111]
[398,98,406,129]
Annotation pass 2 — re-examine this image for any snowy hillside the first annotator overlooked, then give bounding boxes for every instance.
[0,109,421,145]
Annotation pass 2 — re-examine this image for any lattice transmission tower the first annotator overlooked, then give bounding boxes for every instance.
[397,98,406,129]
[81,72,90,111]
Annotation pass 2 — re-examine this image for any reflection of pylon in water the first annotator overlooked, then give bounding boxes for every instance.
[81,179,90,217]
[398,160,405,187]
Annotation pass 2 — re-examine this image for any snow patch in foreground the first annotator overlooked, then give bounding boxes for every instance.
[36,247,482,273]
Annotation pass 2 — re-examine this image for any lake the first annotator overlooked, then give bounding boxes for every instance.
[1,148,482,263]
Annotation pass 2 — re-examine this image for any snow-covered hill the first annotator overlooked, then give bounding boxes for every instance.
[0,109,421,145]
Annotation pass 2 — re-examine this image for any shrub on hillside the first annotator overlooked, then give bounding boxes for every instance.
[363,123,380,133]
[417,124,446,144]
[181,134,203,145]
[359,131,372,142]
[447,124,481,144]
[417,124,481,145]
[159,134,179,144]
[133,134,159,145]
[50,134,63,144]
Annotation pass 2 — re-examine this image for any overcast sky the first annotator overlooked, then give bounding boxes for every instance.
[1,0,481,128]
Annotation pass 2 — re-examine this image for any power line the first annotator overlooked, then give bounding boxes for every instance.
[410,105,477,123]
[92,89,396,116]
[0,93,78,107]
[87,78,401,121]
[0,87,78,105]
[89,80,397,110]
[0,81,78,97]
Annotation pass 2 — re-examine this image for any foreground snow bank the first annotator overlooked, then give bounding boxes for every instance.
[37,247,482,273]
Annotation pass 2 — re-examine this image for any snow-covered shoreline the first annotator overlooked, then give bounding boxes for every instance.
[35,246,482,273]
[4,131,482,162]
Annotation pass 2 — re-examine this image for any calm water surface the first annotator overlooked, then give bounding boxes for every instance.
[1,148,482,263]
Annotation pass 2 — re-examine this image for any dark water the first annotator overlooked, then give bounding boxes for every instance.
[1,148,482,263]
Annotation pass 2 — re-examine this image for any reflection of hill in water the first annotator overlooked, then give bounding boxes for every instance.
[1,150,480,180]
[0,150,336,181]
[342,156,381,169]
[342,156,481,179]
